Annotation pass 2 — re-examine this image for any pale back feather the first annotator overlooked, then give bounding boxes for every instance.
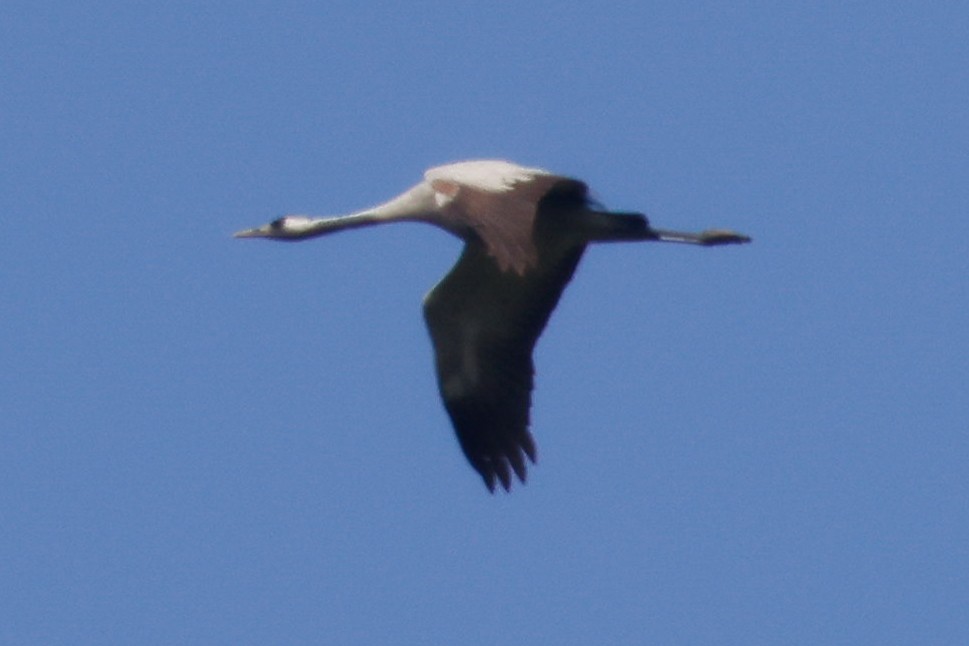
[425,161,578,275]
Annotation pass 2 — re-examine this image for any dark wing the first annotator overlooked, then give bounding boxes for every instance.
[422,239,585,492]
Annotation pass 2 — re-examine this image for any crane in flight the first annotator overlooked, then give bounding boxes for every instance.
[235,160,750,492]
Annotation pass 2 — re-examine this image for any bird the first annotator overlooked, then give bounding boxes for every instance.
[235,160,750,492]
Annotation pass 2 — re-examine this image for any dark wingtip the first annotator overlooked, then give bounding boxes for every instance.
[478,453,534,493]
[508,452,528,484]
[494,460,512,492]
[484,474,497,493]
[465,430,539,493]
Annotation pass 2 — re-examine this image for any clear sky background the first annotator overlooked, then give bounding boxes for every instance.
[2,2,967,644]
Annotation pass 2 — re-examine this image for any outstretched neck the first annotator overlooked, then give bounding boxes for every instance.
[266,181,442,240]
[279,211,390,239]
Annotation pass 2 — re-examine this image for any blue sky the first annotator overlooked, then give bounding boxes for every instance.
[2,2,967,643]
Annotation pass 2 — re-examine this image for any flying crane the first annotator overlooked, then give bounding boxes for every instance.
[235,160,750,492]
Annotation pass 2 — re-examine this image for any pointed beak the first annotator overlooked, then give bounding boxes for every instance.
[233,224,271,238]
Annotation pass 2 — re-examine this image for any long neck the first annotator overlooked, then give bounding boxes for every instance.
[295,182,440,239]
[294,210,391,238]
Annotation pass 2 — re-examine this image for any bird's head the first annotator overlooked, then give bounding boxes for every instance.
[233,216,318,240]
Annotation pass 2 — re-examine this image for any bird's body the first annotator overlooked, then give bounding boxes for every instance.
[235,160,750,492]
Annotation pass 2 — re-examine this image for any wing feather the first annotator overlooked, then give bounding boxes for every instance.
[423,239,584,491]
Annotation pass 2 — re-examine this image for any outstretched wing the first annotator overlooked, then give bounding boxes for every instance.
[422,240,585,492]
